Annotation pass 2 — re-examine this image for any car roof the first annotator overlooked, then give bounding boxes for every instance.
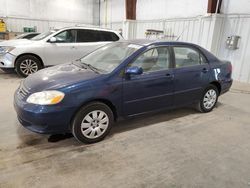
[59,26,120,33]
[120,39,197,47]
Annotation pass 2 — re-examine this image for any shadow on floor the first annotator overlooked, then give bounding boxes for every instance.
[0,69,21,79]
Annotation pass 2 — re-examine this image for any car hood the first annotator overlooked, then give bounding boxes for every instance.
[0,39,36,46]
[23,63,102,92]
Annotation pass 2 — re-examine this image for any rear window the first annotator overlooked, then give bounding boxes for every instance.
[76,29,119,43]
[77,29,100,42]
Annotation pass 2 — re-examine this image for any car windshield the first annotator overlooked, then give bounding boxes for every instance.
[31,30,58,40]
[79,42,142,73]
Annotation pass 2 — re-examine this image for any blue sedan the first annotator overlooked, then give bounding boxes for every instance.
[14,40,233,143]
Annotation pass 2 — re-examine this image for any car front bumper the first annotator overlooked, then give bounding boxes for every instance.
[14,90,76,134]
[0,53,16,68]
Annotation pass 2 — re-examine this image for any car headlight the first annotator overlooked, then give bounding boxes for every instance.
[26,90,65,105]
[0,46,15,54]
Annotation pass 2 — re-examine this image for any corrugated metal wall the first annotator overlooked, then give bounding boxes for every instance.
[0,0,95,32]
[104,14,250,83]
[217,15,250,83]
[4,17,93,32]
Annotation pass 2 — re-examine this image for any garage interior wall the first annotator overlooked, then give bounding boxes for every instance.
[0,0,96,32]
[1,0,250,83]
[100,0,250,83]
[100,0,125,31]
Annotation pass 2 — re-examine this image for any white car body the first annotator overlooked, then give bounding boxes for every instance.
[0,27,123,71]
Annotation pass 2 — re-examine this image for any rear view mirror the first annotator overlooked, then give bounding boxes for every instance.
[125,66,143,75]
[49,37,57,43]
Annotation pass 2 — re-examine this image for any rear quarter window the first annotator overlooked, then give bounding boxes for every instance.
[99,31,119,41]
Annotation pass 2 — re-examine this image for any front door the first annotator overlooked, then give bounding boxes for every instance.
[123,46,174,116]
[44,29,77,66]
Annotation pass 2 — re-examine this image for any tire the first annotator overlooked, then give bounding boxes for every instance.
[15,55,43,77]
[72,102,114,144]
[196,84,219,113]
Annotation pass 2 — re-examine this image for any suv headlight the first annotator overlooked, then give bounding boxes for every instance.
[26,90,65,105]
[0,46,15,54]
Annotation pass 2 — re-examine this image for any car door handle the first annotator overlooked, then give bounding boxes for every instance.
[71,46,76,49]
[166,73,174,79]
[202,68,208,73]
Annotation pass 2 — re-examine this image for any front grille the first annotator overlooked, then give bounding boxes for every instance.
[18,84,29,99]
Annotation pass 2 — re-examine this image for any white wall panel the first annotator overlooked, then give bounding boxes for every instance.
[1,0,94,23]
[136,0,207,20]
[217,15,250,83]
[0,0,7,15]
[0,0,95,32]
[100,0,125,27]
[221,0,250,14]
[6,0,31,18]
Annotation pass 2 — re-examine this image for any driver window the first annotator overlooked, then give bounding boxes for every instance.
[54,30,76,43]
[131,47,170,73]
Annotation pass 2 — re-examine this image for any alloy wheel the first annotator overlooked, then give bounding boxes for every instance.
[203,89,217,109]
[20,59,38,76]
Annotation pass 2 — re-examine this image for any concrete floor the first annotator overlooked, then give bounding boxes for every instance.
[1,70,250,188]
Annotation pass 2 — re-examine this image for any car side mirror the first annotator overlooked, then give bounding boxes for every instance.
[125,66,143,75]
[49,37,57,43]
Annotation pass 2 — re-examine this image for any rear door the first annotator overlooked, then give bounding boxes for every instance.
[73,29,119,60]
[172,46,210,107]
[122,46,174,116]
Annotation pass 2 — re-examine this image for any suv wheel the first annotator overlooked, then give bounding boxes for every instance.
[196,84,219,113]
[15,55,42,77]
[72,102,114,144]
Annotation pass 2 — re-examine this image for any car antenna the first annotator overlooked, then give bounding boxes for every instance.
[175,25,188,41]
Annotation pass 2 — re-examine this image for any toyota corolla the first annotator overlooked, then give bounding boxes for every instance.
[14,40,233,143]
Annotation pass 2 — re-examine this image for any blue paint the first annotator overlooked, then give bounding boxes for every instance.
[14,40,233,134]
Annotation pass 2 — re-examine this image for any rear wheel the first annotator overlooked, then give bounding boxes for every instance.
[196,85,219,113]
[72,102,114,144]
[15,55,43,77]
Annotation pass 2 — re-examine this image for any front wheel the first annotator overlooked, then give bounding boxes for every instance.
[15,55,43,77]
[72,102,114,144]
[196,85,219,113]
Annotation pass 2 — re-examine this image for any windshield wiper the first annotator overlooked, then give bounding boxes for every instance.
[81,62,101,74]
[72,60,87,69]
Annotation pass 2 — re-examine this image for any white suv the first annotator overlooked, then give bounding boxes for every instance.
[0,27,122,77]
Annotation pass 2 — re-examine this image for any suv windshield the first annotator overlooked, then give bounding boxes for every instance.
[79,42,142,73]
[31,30,58,41]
